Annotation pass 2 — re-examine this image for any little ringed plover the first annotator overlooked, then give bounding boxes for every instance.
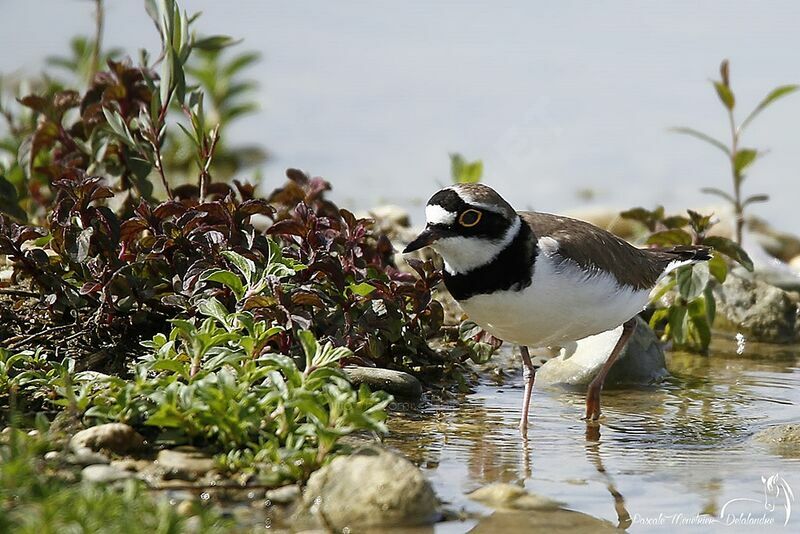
[403,183,711,434]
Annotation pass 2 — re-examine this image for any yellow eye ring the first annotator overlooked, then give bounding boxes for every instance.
[459,209,482,227]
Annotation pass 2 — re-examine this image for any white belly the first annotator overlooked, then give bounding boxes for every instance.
[458,252,650,348]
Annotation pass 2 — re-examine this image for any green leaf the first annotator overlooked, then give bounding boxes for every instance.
[649,278,677,305]
[677,263,710,301]
[619,206,663,231]
[662,215,690,230]
[649,308,669,331]
[687,297,711,351]
[297,330,319,372]
[707,253,728,283]
[646,229,693,247]
[145,410,183,428]
[196,297,231,327]
[224,52,261,77]
[703,236,753,271]
[742,194,769,208]
[670,127,730,156]
[704,285,716,326]
[221,250,255,285]
[741,84,799,131]
[450,153,483,183]
[199,269,245,300]
[0,175,27,221]
[102,108,138,149]
[712,81,735,110]
[17,134,33,179]
[312,343,352,368]
[668,305,688,345]
[700,187,735,204]
[192,35,241,51]
[733,149,758,176]
[348,282,376,297]
[151,359,188,377]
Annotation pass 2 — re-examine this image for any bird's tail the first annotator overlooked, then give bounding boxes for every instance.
[654,245,712,277]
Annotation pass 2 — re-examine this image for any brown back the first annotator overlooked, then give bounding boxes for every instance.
[520,212,709,290]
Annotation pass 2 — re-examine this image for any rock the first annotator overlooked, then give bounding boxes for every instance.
[176,500,197,517]
[536,317,668,387]
[67,447,110,466]
[81,464,135,483]
[471,509,619,533]
[712,272,799,343]
[753,423,800,458]
[343,366,423,399]
[111,458,151,472]
[294,446,438,529]
[467,483,562,511]
[156,448,216,481]
[265,484,301,504]
[44,451,61,461]
[748,216,800,262]
[70,423,146,455]
[741,231,800,291]
[368,205,411,230]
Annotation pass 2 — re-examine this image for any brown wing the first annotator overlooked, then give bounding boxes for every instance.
[520,212,710,290]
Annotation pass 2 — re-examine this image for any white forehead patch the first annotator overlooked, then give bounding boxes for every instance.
[425,204,456,225]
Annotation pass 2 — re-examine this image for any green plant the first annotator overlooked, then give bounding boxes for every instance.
[1,0,447,374]
[449,152,483,183]
[75,311,391,483]
[164,45,267,182]
[621,206,753,352]
[0,427,231,532]
[672,59,798,245]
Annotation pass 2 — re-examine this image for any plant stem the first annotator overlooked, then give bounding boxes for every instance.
[89,0,104,83]
[199,125,220,201]
[727,109,743,245]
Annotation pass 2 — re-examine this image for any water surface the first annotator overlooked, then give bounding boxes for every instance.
[386,337,800,531]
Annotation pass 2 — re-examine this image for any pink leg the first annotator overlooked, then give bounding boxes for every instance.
[585,318,637,421]
[519,346,536,436]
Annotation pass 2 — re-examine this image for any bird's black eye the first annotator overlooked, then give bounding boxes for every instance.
[459,209,482,227]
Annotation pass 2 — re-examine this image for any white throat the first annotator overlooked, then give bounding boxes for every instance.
[432,216,521,274]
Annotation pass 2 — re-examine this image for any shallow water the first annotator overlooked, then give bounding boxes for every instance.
[386,337,800,532]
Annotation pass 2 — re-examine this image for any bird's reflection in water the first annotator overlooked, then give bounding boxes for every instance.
[585,423,632,530]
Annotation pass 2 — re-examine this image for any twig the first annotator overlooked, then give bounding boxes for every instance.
[5,323,77,350]
[0,288,39,298]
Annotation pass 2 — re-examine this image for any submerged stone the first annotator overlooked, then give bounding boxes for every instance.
[470,509,619,533]
[753,423,800,458]
[536,317,668,387]
[343,366,423,399]
[467,482,563,511]
[293,445,439,529]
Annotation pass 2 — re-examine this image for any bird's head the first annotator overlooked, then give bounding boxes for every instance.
[403,183,521,274]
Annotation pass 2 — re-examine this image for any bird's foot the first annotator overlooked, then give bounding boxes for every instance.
[584,384,602,421]
[518,418,529,437]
